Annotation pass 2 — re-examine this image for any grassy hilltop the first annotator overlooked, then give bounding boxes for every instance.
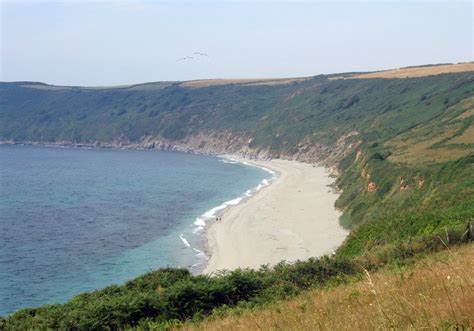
[0,63,473,329]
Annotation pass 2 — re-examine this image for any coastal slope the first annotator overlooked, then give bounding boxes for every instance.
[1,63,473,329]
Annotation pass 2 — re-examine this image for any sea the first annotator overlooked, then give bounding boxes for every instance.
[0,145,273,316]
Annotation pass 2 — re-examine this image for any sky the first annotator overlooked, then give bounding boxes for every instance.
[1,0,472,86]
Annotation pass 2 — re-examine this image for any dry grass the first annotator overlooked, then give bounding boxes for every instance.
[180,244,474,330]
[386,123,471,164]
[447,125,474,145]
[329,63,474,80]
[350,63,474,79]
[386,95,474,164]
[452,97,474,121]
[387,143,472,165]
[180,77,308,88]
[456,108,474,121]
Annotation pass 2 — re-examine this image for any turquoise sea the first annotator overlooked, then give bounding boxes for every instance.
[0,145,271,316]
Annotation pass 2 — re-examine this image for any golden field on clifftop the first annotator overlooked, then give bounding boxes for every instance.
[181,63,474,88]
[180,62,474,88]
[19,62,474,91]
[352,62,474,79]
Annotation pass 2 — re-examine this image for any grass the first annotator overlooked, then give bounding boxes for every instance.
[1,68,473,328]
[180,244,474,330]
[448,125,474,145]
[451,96,474,120]
[385,92,473,164]
[2,227,470,330]
[180,77,309,88]
[2,71,473,156]
[386,124,467,164]
[350,62,474,79]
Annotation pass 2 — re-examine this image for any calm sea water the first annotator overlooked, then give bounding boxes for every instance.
[0,145,270,316]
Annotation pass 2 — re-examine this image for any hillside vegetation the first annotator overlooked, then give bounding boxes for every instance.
[1,66,473,160]
[1,230,471,330]
[0,63,473,328]
[181,244,474,330]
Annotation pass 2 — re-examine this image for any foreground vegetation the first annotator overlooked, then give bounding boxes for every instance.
[1,231,472,330]
[1,64,473,328]
[182,244,473,330]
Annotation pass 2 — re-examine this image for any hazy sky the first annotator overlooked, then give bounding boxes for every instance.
[1,0,472,86]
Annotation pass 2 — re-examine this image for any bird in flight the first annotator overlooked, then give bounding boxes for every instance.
[193,52,209,57]
[176,56,194,61]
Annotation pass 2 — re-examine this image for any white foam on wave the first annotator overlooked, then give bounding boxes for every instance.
[259,166,276,175]
[203,203,227,218]
[200,196,243,223]
[179,236,209,269]
[194,218,206,226]
[192,218,205,234]
[219,156,278,180]
[254,177,272,192]
[234,159,276,175]
[192,248,208,260]
[219,159,239,164]
[179,234,191,248]
[225,197,243,205]
[193,226,204,234]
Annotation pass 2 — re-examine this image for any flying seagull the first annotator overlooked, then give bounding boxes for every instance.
[193,52,209,57]
[176,56,194,61]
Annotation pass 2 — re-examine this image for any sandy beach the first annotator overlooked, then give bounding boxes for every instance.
[203,158,348,274]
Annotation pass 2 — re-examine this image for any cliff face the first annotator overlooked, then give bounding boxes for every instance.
[2,128,360,168]
[2,71,472,169]
[136,130,359,165]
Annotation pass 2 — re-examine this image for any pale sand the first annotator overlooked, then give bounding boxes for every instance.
[203,158,348,274]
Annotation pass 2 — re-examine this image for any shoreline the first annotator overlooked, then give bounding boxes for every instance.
[3,143,348,275]
[202,157,348,274]
[180,155,277,274]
